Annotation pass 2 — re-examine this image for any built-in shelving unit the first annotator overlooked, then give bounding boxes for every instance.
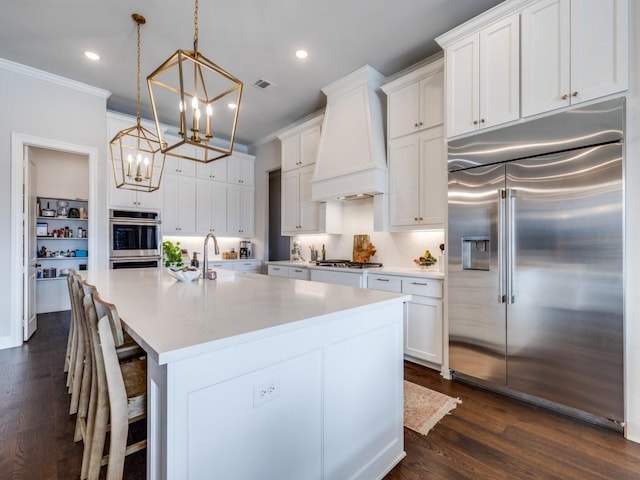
[36,197,88,313]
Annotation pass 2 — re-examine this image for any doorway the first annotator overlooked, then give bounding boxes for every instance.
[268,169,290,261]
[9,134,98,349]
[30,147,89,319]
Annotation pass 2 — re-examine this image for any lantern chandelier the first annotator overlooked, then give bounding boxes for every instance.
[147,0,243,163]
[110,13,166,192]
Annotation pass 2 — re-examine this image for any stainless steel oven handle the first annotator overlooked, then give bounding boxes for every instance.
[109,217,161,225]
[498,189,506,304]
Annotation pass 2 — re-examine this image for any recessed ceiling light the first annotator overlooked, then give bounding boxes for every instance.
[295,49,308,60]
[84,51,101,61]
[227,103,237,110]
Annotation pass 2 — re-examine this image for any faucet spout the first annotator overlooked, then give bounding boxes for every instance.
[203,233,220,279]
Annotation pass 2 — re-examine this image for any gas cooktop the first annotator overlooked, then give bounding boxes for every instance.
[314,259,383,269]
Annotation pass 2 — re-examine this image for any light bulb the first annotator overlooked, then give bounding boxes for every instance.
[191,96,198,109]
[206,104,213,116]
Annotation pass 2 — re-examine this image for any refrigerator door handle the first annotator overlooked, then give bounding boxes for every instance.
[507,188,515,304]
[498,189,506,304]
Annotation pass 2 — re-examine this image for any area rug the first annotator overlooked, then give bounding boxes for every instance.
[404,380,462,436]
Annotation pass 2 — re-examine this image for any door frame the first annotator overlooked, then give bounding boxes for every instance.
[8,133,98,348]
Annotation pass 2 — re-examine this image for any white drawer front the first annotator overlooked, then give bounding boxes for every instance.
[401,278,443,298]
[367,275,402,293]
[288,267,309,280]
[268,265,288,277]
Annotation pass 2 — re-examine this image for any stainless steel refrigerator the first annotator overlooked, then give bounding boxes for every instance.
[447,98,624,427]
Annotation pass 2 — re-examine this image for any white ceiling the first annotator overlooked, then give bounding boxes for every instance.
[0,0,503,146]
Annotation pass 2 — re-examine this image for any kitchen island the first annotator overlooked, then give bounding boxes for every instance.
[82,268,410,480]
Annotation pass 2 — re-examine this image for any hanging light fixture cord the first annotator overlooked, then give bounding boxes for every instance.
[193,0,199,52]
[133,13,145,126]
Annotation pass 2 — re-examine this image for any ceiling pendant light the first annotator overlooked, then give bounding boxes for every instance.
[147,0,243,163]
[110,14,166,192]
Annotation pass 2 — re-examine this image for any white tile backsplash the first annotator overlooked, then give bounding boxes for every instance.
[292,198,444,268]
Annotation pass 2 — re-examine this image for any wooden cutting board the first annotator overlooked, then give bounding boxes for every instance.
[353,234,377,263]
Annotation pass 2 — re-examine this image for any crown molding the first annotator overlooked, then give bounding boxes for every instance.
[0,57,111,99]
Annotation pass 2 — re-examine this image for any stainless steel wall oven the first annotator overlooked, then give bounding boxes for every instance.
[109,209,161,268]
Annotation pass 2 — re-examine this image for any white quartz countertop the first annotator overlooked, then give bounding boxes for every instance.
[81,268,409,365]
[267,260,444,280]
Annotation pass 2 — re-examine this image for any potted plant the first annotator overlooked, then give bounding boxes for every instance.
[162,240,184,268]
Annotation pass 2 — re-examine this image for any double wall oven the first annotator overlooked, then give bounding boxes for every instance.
[109,209,161,269]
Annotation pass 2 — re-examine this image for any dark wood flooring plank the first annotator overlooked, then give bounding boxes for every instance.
[2,312,640,480]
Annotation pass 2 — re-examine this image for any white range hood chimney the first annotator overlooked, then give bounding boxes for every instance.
[312,65,387,201]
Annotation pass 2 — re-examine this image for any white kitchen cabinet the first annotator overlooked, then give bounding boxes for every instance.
[279,116,342,236]
[267,264,309,280]
[521,0,628,117]
[233,260,262,274]
[405,296,442,365]
[195,179,227,235]
[206,260,262,274]
[279,115,323,172]
[444,14,520,137]
[382,62,444,140]
[226,152,255,186]
[196,157,227,181]
[164,149,197,177]
[281,165,342,235]
[309,269,364,288]
[109,176,163,210]
[388,125,446,229]
[162,173,197,234]
[227,184,254,236]
[367,273,443,366]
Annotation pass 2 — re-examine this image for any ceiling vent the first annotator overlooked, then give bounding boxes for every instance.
[252,78,274,91]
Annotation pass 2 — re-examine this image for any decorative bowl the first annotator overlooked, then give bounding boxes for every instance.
[166,267,201,282]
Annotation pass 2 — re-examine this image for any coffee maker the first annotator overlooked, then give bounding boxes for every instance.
[239,241,252,259]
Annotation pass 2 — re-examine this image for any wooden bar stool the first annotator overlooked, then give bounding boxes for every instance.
[80,292,147,480]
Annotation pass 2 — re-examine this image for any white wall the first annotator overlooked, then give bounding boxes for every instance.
[624,0,640,442]
[1,59,109,347]
[31,147,89,200]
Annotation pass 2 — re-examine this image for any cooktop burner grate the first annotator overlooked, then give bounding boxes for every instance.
[315,260,383,269]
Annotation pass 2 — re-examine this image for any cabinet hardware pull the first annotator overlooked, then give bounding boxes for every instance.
[561,94,568,100]
[294,269,302,273]
[419,217,423,221]
[480,118,485,123]
[473,120,478,125]
[414,123,419,127]
[419,121,423,126]
[414,217,418,221]
[376,278,390,282]
[411,282,427,286]
[572,91,578,97]
[273,267,280,271]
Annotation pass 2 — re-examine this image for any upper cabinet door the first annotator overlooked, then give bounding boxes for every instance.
[570,0,628,103]
[281,134,300,172]
[446,34,480,138]
[299,125,320,168]
[419,70,445,131]
[388,82,421,139]
[227,154,255,186]
[521,0,570,117]
[479,14,520,129]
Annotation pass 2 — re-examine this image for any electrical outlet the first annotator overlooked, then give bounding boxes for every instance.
[253,377,280,407]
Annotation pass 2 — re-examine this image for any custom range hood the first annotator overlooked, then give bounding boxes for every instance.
[312,65,388,201]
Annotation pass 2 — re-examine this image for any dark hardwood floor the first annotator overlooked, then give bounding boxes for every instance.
[2,312,639,479]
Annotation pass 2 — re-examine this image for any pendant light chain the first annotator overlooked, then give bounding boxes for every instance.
[136,17,142,125]
[193,0,199,52]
